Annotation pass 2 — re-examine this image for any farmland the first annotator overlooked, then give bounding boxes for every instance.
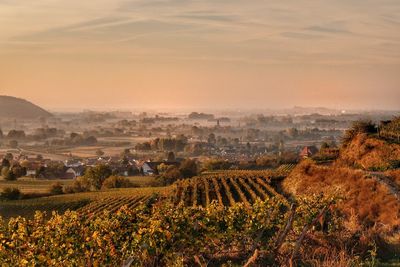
[0,178,73,194]
[173,171,289,207]
[0,186,168,220]
[0,176,155,193]
[77,195,155,217]
[1,119,399,265]
[0,170,288,220]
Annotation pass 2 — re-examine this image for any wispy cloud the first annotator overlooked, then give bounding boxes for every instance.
[306,25,351,34]
[1,0,399,66]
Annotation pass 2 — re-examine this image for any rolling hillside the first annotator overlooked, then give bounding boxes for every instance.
[337,133,400,171]
[0,95,52,119]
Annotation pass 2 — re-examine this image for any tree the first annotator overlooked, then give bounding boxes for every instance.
[342,120,377,146]
[0,128,3,138]
[204,159,232,171]
[49,182,64,195]
[85,136,97,145]
[179,159,198,178]
[320,142,330,150]
[1,158,10,168]
[83,164,112,190]
[7,130,25,139]
[2,167,16,181]
[96,149,105,157]
[9,140,18,149]
[4,153,13,161]
[1,187,20,200]
[37,162,65,179]
[157,163,169,174]
[135,142,151,151]
[1,167,9,177]
[70,132,79,139]
[121,148,132,158]
[286,127,299,138]
[63,178,88,194]
[216,136,228,146]
[207,133,216,145]
[11,165,26,178]
[158,165,182,185]
[101,176,133,189]
[167,151,176,162]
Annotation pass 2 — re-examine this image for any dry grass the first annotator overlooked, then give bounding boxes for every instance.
[283,161,400,231]
[385,169,400,186]
[337,133,400,170]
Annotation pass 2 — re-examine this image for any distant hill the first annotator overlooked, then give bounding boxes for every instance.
[0,95,52,119]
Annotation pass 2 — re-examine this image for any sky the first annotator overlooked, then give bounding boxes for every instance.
[0,0,399,111]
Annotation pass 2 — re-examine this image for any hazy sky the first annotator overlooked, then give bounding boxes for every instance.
[0,0,399,110]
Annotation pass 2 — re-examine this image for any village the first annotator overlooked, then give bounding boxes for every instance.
[1,108,392,183]
[0,142,333,182]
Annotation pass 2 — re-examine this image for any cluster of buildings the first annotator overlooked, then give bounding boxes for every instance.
[0,153,180,179]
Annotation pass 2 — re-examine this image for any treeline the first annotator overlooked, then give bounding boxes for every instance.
[0,128,97,147]
[0,128,64,140]
[64,165,135,193]
[50,132,97,146]
[135,135,188,152]
[1,157,26,181]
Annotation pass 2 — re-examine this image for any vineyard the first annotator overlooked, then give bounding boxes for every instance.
[0,169,295,220]
[1,167,396,265]
[75,170,290,217]
[0,194,343,266]
[0,199,89,220]
[172,171,289,207]
[77,195,154,217]
[0,186,167,220]
[274,164,297,176]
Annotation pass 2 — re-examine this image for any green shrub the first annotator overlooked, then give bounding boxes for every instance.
[48,182,64,195]
[63,179,88,194]
[1,167,16,181]
[101,176,133,189]
[1,187,21,200]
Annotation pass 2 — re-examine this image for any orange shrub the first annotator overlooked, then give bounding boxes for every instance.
[337,133,400,171]
[283,161,400,232]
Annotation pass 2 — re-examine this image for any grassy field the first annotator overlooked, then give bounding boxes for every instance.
[126,176,157,187]
[0,178,74,193]
[0,176,156,193]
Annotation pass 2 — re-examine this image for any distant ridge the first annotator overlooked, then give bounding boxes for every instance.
[0,95,52,119]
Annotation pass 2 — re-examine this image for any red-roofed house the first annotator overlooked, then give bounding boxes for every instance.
[299,146,319,159]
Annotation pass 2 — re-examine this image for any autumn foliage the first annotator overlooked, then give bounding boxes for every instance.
[338,133,400,171]
[284,161,400,227]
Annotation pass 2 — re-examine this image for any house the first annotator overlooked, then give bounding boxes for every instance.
[85,158,98,167]
[110,165,130,176]
[19,160,42,177]
[299,146,319,159]
[64,166,85,179]
[64,159,84,168]
[141,161,179,176]
[141,162,160,176]
[26,168,36,177]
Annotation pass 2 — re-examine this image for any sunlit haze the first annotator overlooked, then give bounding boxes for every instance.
[1,0,399,111]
